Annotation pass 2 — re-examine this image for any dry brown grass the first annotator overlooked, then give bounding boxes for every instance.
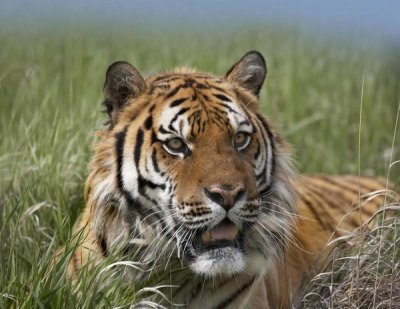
[299,197,400,308]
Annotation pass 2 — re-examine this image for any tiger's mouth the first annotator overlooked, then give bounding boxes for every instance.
[186,219,247,276]
[192,219,242,253]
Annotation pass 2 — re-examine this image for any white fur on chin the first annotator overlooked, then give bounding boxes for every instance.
[189,247,245,277]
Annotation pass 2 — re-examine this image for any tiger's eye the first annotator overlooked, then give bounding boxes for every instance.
[233,132,251,150]
[166,137,184,150]
[163,137,190,156]
[234,132,245,144]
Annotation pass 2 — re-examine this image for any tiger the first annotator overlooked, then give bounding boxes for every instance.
[67,51,397,308]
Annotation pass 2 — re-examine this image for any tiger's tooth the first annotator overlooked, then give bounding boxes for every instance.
[201,230,212,244]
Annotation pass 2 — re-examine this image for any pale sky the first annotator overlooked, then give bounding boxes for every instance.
[1,0,399,42]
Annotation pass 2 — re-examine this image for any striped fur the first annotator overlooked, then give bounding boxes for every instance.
[67,52,398,308]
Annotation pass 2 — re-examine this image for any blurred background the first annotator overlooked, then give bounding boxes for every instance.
[2,0,400,41]
[0,1,399,306]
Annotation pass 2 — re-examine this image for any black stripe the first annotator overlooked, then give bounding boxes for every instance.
[165,85,181,99]
[213,93,231,102]
[308,180,375,218]
[137,179,162,205]
[201,93,209,101]
[151,148,160,173]
[165,77,184,83]
[254,118,268,185]
[256,113,276,180]
[300,193,331,230]
[238,120,251,126]
[151,130,159,144]
[169,107,190,131]
[218,276,257,308]
[306,183,349,216]
[134,129,144,167]
[144,115,153,130]
[165,78,195,100]
[133,128,164,203]
[123,192,146,213]
[255,165,267,180]
[259,185,271,199]
[138,175,166,190]
[159,125,169,134]
[115,126,150,214]
[306,183,363,227]
[351,176,387,192]
[318,175,378,200]
[217,102,238,115]
[182,79,194,88]
[250,119,257,133]
[206,83,228,93]
[115,126,128,191]
[210,105,229,117]
[160,76,181,83]
[304,188,343,233]
[149,83,171,95]
[170,97,188,107]
[254,140,261,160]
[195,82,209,89]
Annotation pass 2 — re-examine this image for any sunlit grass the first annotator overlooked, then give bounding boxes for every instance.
[0,25,399,307]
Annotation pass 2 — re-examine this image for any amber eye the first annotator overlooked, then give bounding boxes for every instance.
[163,137,189,155]
[233,132,251,150]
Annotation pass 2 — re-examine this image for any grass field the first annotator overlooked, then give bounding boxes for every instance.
[0,25,399,308]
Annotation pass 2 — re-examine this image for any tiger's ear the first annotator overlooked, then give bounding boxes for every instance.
[103,61,146,127]
[225,51,267,97]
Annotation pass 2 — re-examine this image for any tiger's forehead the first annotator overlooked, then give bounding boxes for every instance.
[147,72,228,96]
[146,74,251,140]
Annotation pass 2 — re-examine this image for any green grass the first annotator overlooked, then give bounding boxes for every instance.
[0,25,399,308]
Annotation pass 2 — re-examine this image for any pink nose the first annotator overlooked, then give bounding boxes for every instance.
[204,184,246,210]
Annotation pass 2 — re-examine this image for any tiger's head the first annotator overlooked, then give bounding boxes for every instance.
[92,51,296,278]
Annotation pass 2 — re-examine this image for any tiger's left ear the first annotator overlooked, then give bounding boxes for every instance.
[225,51,267,97]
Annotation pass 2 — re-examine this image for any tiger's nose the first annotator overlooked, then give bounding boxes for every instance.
[204,184,246,210]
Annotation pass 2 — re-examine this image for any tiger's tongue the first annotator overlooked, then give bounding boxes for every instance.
[201,222,238,245]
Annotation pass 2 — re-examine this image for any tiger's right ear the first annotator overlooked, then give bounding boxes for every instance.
[103,61,146,128]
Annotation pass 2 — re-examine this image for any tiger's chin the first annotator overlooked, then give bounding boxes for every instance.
[189,246,246,277]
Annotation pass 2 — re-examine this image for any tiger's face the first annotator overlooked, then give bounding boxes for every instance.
[101,52,295,277]
[152,79,263,276]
